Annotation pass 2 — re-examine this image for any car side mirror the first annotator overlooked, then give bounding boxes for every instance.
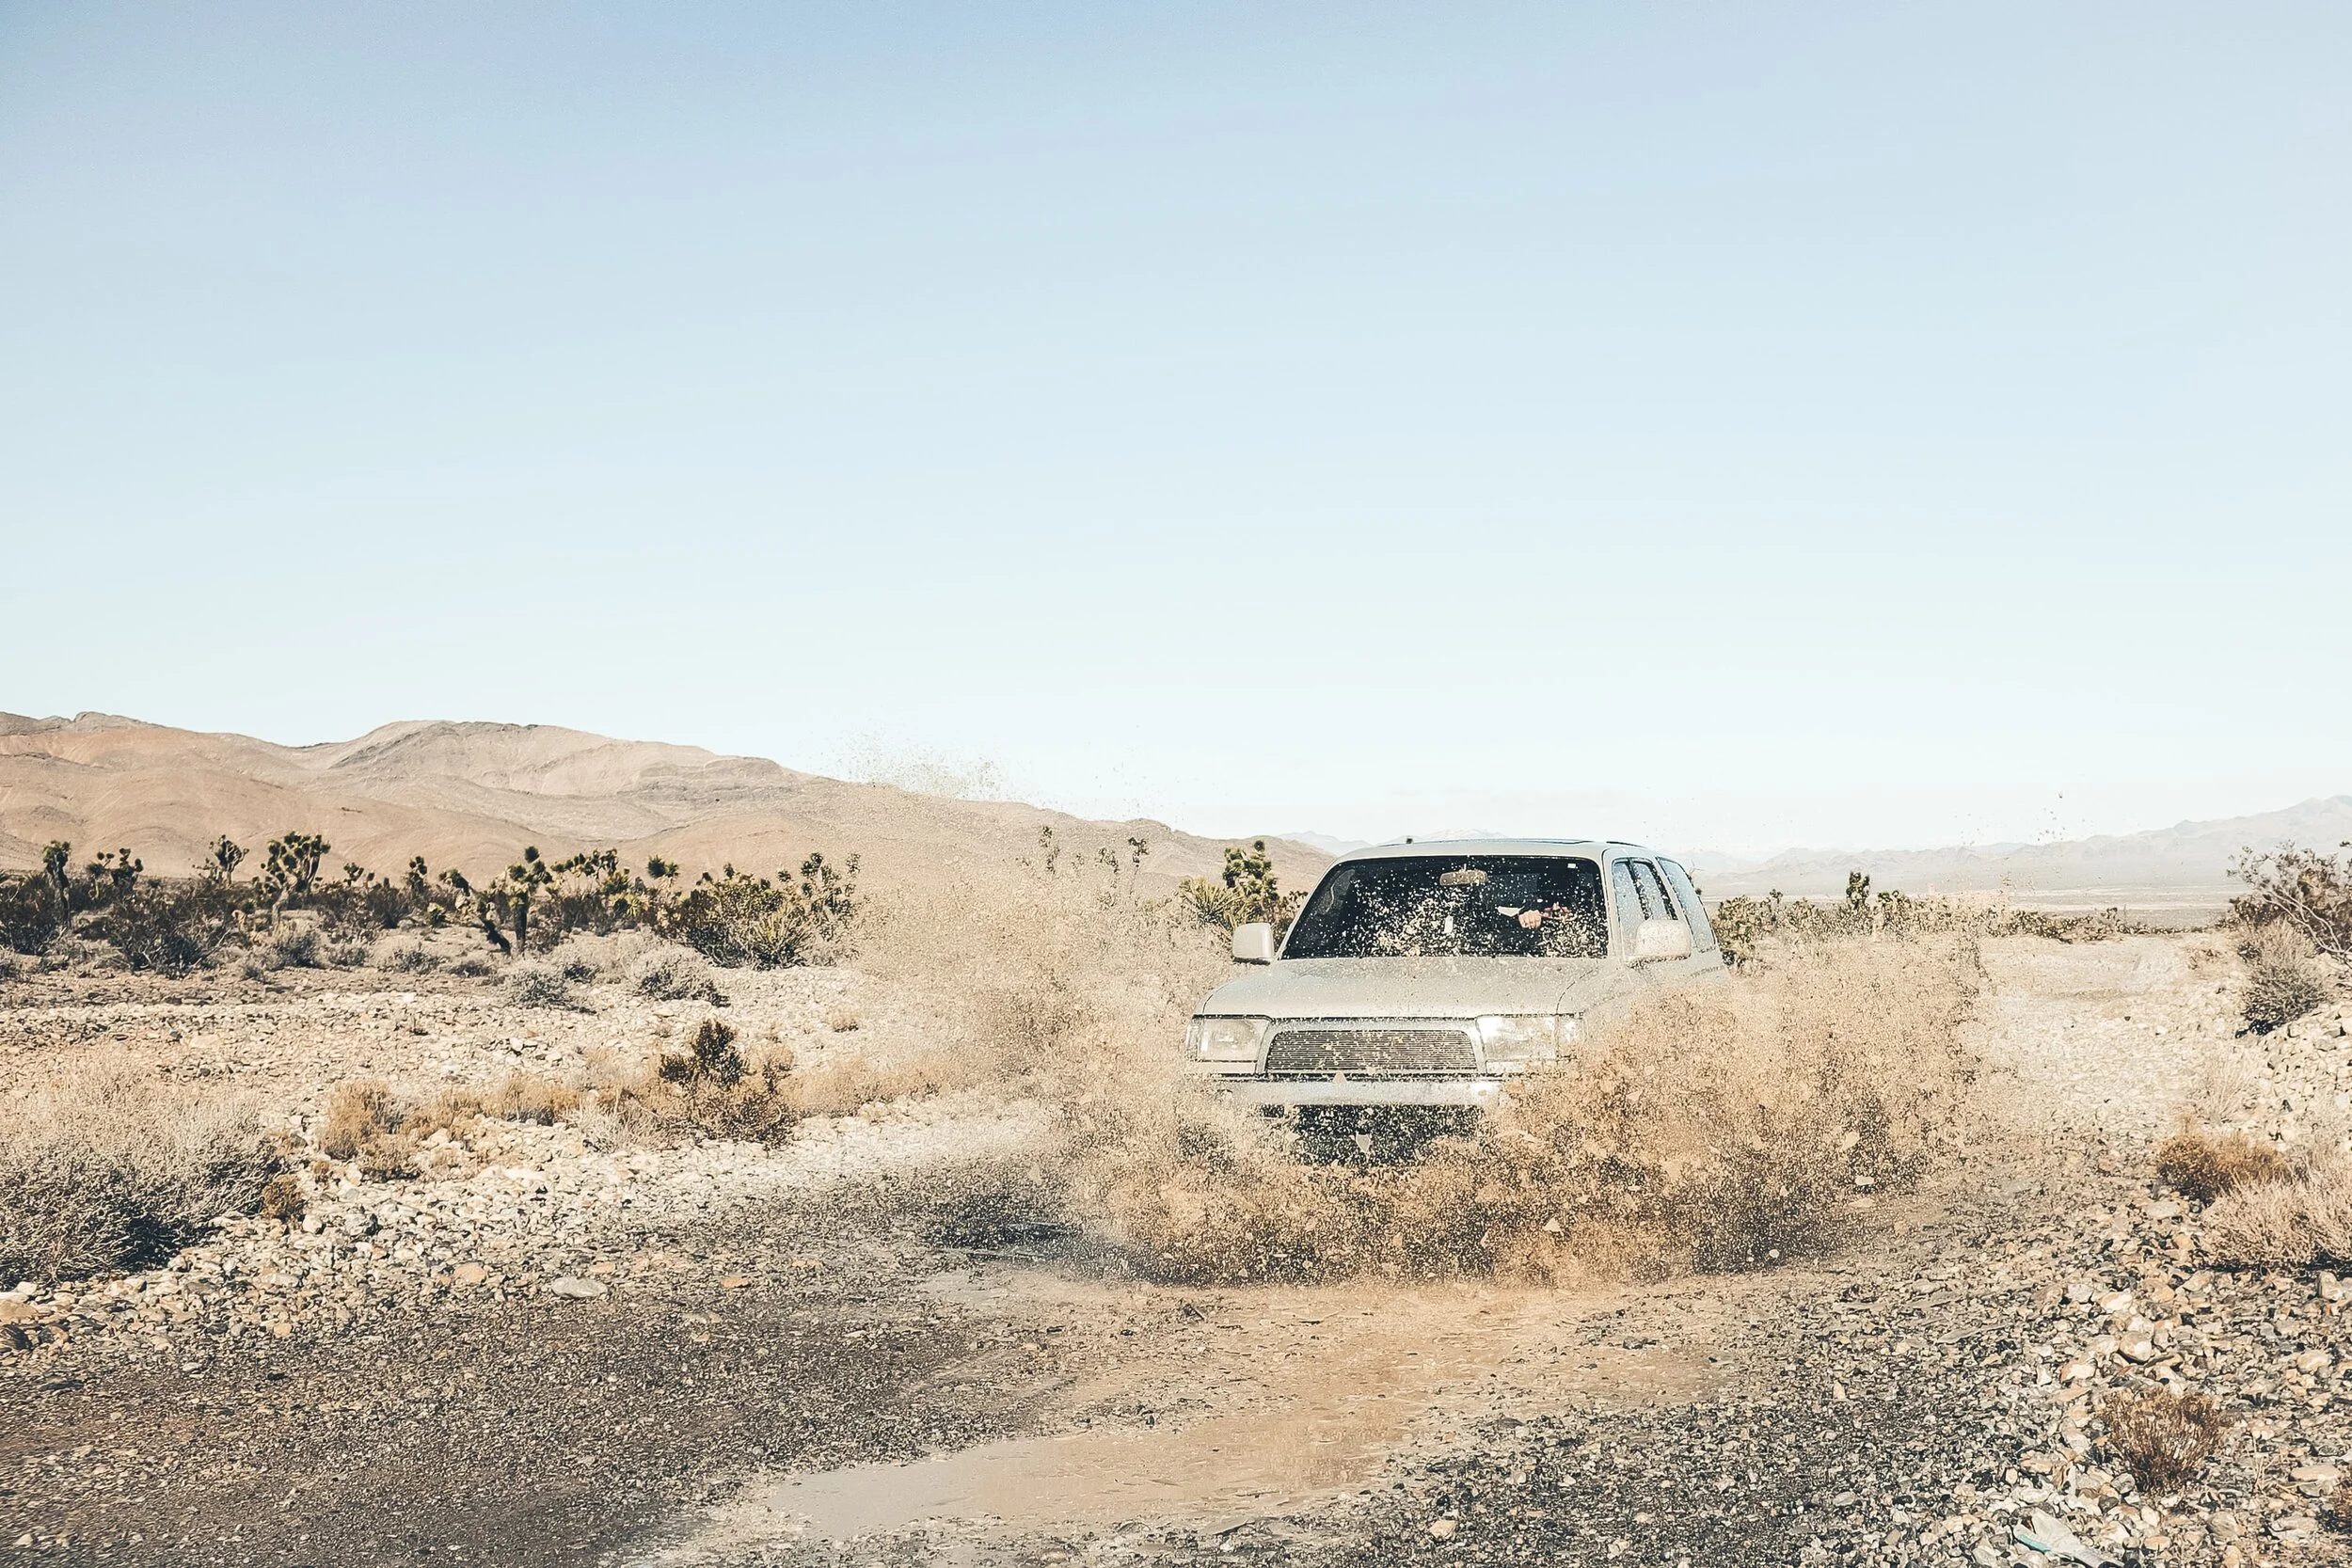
[1232,922,1277,964]
[1633,919,1693,962]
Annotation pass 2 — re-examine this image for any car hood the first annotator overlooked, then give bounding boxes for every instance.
[1198,957,1625,1021]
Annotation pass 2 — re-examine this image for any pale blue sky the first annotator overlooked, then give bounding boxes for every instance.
[3,4,2346,854]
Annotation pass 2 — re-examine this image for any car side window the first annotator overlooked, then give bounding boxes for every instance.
[1610,860,1648,947]
[1628,861,1677,924]
[1659,860,1717,951]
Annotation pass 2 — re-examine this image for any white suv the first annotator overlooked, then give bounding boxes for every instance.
[1184,839,1724,1113]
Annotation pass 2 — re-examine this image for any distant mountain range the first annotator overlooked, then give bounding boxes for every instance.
[1683,796,2352,909]
[5,711,2336,916]
[1284,800,2352,916]
[0,712,1331,893]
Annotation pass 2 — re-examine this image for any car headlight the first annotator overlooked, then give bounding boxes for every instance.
[1475,1013,1576,1065]
[1185,1016,1267,1064]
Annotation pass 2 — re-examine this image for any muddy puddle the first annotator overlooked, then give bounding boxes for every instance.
[648,1266,1756,1560]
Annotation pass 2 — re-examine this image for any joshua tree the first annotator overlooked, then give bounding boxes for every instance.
[503,846,555,957]
[204,836,246,883]
[261,832,329,923]
[41,841,72,926]
[86,848,142,903]
[1178,840,1298,935]
[1845,870,1872,918]
[441,868,510,954]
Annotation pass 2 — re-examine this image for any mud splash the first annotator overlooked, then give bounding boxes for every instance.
[651,1269,1749,1559]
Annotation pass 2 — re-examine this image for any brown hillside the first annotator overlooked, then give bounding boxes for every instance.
[0,712,1329,894]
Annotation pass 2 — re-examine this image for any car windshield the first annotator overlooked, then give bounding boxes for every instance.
[1282,854,1609,959]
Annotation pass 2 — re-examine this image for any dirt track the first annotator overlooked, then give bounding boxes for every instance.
[9,931,2352,1566]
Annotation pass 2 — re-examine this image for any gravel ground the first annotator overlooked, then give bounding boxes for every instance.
[8,930,2352,1567]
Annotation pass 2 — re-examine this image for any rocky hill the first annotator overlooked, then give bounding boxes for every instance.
[0,712,1327,893]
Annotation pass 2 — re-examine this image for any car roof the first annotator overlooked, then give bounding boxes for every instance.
[1331,837,1672,863]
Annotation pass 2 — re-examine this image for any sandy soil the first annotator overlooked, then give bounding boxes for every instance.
[7,929,2352,1567]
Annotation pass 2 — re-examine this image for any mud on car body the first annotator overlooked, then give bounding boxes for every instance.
[1184,839,1724,1116]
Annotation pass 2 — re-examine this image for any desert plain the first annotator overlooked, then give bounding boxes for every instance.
[5,715,2352,1568]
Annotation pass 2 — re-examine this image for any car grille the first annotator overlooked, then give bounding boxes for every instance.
[1262,1025,1478,1075]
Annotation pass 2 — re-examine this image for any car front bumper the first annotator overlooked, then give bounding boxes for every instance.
[1191,1073,1510,1110]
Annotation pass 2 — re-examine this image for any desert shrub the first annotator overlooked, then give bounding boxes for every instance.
[671,853,860,970]
[0,873,65,957]
[87,878,244,974]
[579,1018,949,1145]
[320,931,373,969]
[0,1066,275,1281]
[661,1018,746,1085]
[318,1079,400,1159]
[383,942,440,974]
[596,1021,799,1143]
[448,955,495,978]
[628,945,727,1005]
[347,1075,583,1149]
[2155,1129,2293,1204]
[258,1172,306,1222]
[1178,840,1301,937]
[1992,906,2135,942]
[316,1078,420,1176]
[1712,879,2117,966]
[505,959,581,1010]
[2201,1158,2352,1268]
[485,1072,580,1126]
[2233,842,2352,958]
[1712,877,1885,962]
[560,955,598,983]
[2240,924,2327,1032]
[267,926,320,970]
[2102,1390,2228,1494]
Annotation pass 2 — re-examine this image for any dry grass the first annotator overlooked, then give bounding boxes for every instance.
[0,1065,276,1282]
[2201,1157,2352,1269]
[577,1012,964,1145]
[2154,1129,2293,1205]
[1092,935,1979,1284]
[625,942,727,1006]
[505,958,581,1010]
[315,1073,588,1177]
[866,870,1981,1285]
[2101,1389,2229,1494]
[258,1172,306,1222]
[318,1079,400,1160]
[2240,924,2328,1033]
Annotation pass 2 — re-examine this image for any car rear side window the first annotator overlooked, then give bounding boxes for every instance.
[1629,861,1676,921]
[1659,860,1717,951]
[1610,860,1646,942]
